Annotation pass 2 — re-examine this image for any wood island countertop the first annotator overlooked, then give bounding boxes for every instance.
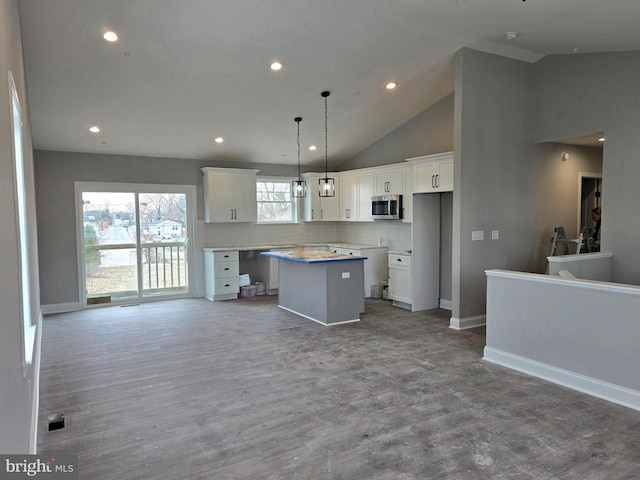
[260,250,367,264]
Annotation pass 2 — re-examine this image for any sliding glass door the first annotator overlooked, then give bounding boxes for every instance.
[77,183,195,306]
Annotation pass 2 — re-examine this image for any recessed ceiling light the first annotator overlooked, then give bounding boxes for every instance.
[89,126,101,133]
[505,32,519,40]
[598,137,605,142]
[308,145,317,151]
[214,137,224,144]
[386,82,397,90]
[103,31,118,42]
[270,62,283,71]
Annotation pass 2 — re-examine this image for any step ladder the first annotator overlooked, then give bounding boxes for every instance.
[549,226,584,257]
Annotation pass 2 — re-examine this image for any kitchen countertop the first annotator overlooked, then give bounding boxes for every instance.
[203,242,386,252]
[260,250,368,264]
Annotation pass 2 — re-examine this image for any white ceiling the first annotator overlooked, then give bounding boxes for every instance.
[18,0,640,169]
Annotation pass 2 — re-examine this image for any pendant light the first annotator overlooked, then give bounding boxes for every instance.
[291,117,306,198]
[318,90,335,197]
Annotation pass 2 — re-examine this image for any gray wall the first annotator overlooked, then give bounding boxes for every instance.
[453,48,538,321]
[337,93,454,170]
[0,0,41,453]
[532,51,640,285]
[34,150,298,305]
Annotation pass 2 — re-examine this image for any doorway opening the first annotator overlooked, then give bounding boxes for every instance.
[75,182,196,306]
[578,173,602,235]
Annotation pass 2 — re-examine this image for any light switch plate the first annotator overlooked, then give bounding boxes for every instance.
[492,230,499,240]
[472,230,484,241]
[342,272,350,279]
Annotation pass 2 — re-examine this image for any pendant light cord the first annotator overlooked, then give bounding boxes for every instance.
[295,117,302,180]
[324,93,328,177]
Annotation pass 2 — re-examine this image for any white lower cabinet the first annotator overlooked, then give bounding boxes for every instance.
[204,250,240,301]
[388,253,412,308]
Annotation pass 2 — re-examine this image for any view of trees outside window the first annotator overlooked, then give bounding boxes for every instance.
[82,191,189,302]
[256,180,294,222]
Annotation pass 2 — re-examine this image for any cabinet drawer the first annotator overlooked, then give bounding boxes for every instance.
[214,260,239,278]
[389,254,411,267]
[214,277,239,294]
[212,251,239,262]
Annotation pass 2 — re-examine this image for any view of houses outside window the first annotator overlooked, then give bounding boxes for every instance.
[256,179,295,223]
[82,191,189,303]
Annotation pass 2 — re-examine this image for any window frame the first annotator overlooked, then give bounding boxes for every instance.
[255,176,299,224]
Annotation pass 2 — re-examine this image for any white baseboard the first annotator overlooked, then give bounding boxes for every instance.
[41,302,82,315]
[439,299,452,310]
[278,305,360,326]
[483,347,640,412]
[30,320,43,454]
[449,314,485,330]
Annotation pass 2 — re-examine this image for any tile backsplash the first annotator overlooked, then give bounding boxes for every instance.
[199,221,339,248]
[337,221,411,251]
[198,220,411,251]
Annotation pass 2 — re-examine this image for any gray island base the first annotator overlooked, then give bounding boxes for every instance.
[260,251,366,326]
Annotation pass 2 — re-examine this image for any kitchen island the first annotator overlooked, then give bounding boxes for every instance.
[260,250,366,325]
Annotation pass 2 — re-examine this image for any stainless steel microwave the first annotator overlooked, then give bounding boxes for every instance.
[372,195,402,220]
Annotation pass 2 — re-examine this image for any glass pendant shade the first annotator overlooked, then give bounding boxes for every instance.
[292,179,306,198]
[319,90,335,197]
[292,116,306,198]
[318,177,335,197]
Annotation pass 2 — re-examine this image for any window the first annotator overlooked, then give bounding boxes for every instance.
[256,178,296,223]
[9,71,36,364]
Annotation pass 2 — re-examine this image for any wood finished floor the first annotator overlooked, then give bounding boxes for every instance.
[38,297,640,479]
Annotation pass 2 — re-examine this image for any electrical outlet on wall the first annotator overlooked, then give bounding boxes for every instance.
[492,230,499,240]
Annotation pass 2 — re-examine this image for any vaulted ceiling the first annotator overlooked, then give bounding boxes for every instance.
[18,0,640,168]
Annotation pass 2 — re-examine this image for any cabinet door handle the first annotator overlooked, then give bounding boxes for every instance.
[321,209,324,219]
[397,258,402,262]
[224,267,230,271]
[435,174,439,188]
[431,174,436,189]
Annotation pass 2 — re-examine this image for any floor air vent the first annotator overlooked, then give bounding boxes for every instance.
[48,412,65,431]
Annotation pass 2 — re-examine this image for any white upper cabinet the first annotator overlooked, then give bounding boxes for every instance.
[339,172,357,221]
[201,167,259,223]
[402,165,414,223]
[356,171,375,222]
[302,173,340,221]
[374,165,404,195]
[408,151,454,193]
